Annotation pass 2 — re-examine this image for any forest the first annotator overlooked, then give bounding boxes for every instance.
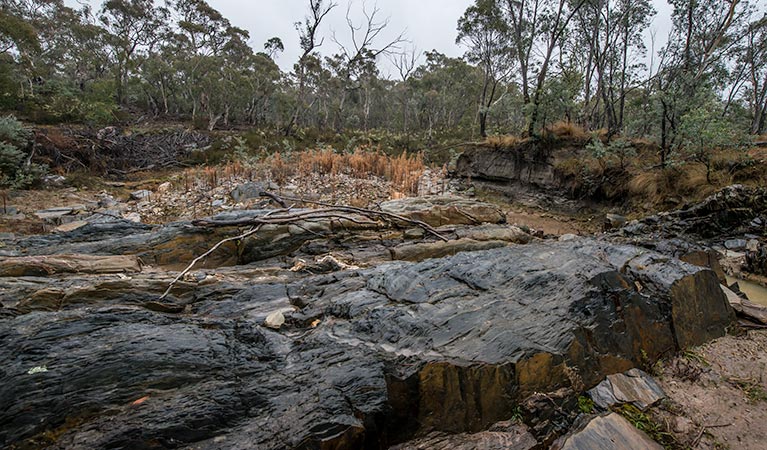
[1,0,765,147]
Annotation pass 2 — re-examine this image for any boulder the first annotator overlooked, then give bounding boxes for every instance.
[588,369,665,411]
[391,421,538,450]
[230,182,266,203]
[390,238,508,261]
[0,239,734,449]
[455,143,558,187]
[130,190,152,201]
[0,254,141,277]
[553,413,663,450]
[380,196,506,227]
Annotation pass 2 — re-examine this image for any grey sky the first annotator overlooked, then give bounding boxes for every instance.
[66,0,678,75]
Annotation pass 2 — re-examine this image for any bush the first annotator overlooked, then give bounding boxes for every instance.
[0,115,47,189]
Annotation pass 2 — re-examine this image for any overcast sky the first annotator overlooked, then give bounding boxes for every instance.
[66,0,677,76]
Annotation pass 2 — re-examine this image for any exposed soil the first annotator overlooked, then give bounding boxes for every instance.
[654,330,767,450]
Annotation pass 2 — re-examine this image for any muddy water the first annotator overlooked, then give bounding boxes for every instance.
[727,276,767,307]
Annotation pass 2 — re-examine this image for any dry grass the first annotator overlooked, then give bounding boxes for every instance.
[546,121,589,141]
[484,135,525,148]
[295,147,424,194]
[179,147,425,196]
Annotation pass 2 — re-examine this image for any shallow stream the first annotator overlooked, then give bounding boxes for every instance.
[727,276,767,307]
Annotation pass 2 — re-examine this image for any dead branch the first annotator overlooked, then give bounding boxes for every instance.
[160,208,288,299]
[258,192,449,241]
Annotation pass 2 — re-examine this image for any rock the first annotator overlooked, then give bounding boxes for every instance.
[391,421,538,450]
[390,238,509,261]
[380,196,506,227]
[211,199,224,207]
[34,207,74,221]
[722,284,767,325]
[679,249,727,284]
[55,221,88,233]
[130,190,152,201]
[559,234,579,242]
[588,368,665,411]
[122,212,142,223]
[746,244,767,276]
[264,310,286,329]
[0,254,141,277]
[455,143,558,188]
[97,194,119,209]
[725,239,748,251]
[404,227,426,239]
[605,214,627,230]
[1,206,18,216]
[0,239,735,449]
[42,175,66,187]
[622,185,767,239]
[230,182,265,203]
[157,182,173,193]
[454,224,532,244]
[748,239,760,252]
[553,413,664,450]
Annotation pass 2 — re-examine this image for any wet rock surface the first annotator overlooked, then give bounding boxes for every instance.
[0,234,734,449]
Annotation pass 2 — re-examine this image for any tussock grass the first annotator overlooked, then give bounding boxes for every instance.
[546,121,589,141]
[484,135,525,148]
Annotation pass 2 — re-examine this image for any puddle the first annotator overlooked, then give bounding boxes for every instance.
[727,276,767,307]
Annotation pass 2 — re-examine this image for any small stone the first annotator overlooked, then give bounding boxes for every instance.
[559,234,578,242]
[404,228,425,239]
[123,212,142,223]
[605,214,627,230]
[55,221,88,233]
[1,206,18,216]
[747,239,760,252]
[157,182,173,193]
[211,199,225,207]
[35,207,74,220]
[42,175,66,187]
[264,311,285,330]
[130,190,152,201]
[725,239,748,251]
[98,195,119,208]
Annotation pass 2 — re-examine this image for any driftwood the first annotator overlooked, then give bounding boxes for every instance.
[256,192,450,242]
[0,254,141,277]
[162,196,450,299]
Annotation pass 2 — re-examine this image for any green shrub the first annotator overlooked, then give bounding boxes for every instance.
[0,115,47,189]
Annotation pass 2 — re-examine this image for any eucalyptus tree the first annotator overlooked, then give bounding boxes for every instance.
[99,0,169,104]
[457,0,514,137]
[573,0,654,135]
[742,14,767,134]
[653,0,752,165]
[286,0,336,135]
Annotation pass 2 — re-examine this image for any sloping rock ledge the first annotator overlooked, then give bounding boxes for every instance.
[0,237,733,449]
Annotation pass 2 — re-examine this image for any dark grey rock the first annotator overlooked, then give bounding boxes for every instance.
[130,190,152,201]
[230,182,266,203]
[588,369,665,411]
[725,239,748,250]
[0,238,734,449]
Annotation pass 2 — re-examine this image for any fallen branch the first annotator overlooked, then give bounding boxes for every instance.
[258,192,449,242]
[161,209,286,299]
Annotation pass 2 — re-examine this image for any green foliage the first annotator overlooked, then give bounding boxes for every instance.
[0,116,47,189]
[577,396,595,414]
[617,404,685,450]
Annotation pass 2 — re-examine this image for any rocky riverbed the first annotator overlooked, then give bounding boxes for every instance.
[1,182,767,449]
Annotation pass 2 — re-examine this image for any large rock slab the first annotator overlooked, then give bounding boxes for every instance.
[0,254,141,277]
[380,196,506,227]
[554,413,663,450]
[0,239,733,449]
[455,143,559,187]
